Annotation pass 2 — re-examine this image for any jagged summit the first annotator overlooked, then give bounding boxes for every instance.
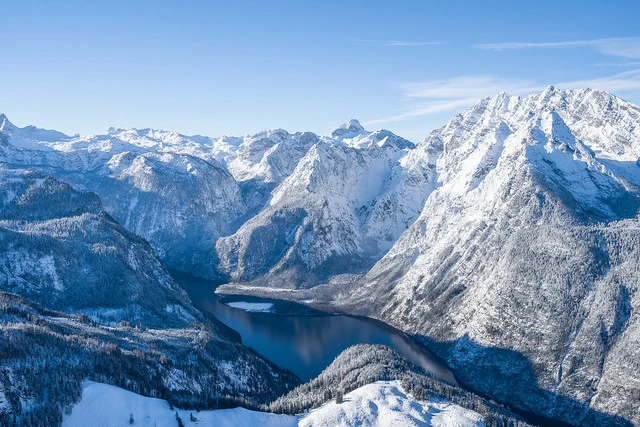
[0,113,15,132]
[434,86,640,162]
[331,119,365,138]
[0,114,72,144]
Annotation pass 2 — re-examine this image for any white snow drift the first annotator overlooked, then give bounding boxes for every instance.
[63,381,484,427]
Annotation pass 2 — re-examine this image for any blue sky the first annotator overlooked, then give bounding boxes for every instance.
[2,0,640,141]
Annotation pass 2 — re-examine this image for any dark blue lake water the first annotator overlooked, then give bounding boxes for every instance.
[176,273,456,384]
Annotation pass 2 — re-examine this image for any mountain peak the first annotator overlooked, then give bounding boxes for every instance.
[0,113,15,132]
[345,118,364,131]
[332,119,365,138]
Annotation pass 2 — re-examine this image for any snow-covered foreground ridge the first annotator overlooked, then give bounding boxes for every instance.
[63,381,484,427]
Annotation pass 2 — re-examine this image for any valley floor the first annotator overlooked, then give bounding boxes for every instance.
[63,381,485,427]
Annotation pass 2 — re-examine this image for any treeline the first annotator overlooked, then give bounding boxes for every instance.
[0,292,299,427]
[267,344,532,427]
[0,168,299,427]
[0,167,203,330]
[0,170,103,222]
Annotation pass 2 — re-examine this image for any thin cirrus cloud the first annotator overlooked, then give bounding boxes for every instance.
[382,40,445,47]
[365,70,640,126]
[475,37,640,59]
[364,76,543,125]
[351,38,445,47]
[593,61,640,68]
[555,68,640,93]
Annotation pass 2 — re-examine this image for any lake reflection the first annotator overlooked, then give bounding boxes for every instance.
[176,273,457,384]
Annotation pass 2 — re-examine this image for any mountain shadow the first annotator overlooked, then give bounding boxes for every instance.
[417,334,633,426]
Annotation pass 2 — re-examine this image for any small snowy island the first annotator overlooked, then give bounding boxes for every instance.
[226,301,275,313]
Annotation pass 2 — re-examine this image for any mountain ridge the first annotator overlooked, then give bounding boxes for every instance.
[2,87,640,425]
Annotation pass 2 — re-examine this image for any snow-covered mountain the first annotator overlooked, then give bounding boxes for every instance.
[0,116,427,284]
[0,167,198,327]
[344,87,640,425]
[223,88,640,425]
[0,122,250,278]
[0,167,299,425]
[216,122,431,287]
[2,86,640,425]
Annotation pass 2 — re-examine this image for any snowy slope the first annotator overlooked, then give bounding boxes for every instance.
[224,129,320,183]
[3,87,640,425]
[63,382,298,427]
[345,87,640,425]
[83,151,247,279]
[0,167,198,327]
[216,121,431,287]
[63,381,484,427]
[299,381,484,427]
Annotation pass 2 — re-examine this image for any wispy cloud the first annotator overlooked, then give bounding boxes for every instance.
[365,70,640,126]
[364,76,542,126]
[556,69,640,93]
[352,39,444,47]
[476,40,594,50]
[397,76,543,100]
[593,61,640,68]
[382,40,445,47]
[364,98,479,125]
[475,37,640,59]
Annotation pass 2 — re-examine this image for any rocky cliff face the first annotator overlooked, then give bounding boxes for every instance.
[2,87,640,424]
[346,87,640,425]
[215,128,432,287]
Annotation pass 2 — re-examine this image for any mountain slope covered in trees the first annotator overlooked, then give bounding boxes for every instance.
[0,167,299,426]
[0,167,200,326]
[62,345,537,427]
[0,292,298,426]
[269,344,535,426]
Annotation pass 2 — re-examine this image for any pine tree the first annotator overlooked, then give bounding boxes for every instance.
[175,411,184,427]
